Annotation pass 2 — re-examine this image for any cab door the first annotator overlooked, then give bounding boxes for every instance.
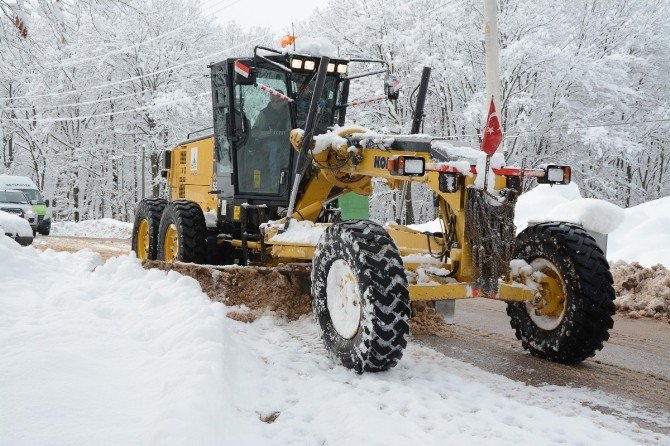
[230,63,294,204]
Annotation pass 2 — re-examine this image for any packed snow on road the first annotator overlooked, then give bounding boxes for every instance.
[51,218,134,239]
[1,235,666,445]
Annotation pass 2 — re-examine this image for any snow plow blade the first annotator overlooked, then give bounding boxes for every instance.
[142,261,312,321]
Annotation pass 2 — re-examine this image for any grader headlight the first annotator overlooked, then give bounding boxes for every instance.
[387,156,425,177]
[336,63,348,74]
[303,59,316,71]
[538,165,571,185]
[291,58,303,69]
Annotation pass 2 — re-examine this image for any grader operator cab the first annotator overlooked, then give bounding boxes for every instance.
[132,45,615,374]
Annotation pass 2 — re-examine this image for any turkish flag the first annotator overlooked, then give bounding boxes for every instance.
[481,99,503,156]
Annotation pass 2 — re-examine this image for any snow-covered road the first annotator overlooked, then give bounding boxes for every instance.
[1,237,668,445]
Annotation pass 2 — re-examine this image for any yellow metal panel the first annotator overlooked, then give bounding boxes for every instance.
[233,206,240,220]
[496,283,536,302]
[167,137,216,212]
[270,244,316,260]
[409,283,473,301]
[385,224,445,256]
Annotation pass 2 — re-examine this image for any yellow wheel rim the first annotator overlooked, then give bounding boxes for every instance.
[526,258,567,331]
[164,223,179,262]
[136,219,150,260]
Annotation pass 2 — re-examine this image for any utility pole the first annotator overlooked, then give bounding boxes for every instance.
[141,144,146,199]
[483,0,502,123]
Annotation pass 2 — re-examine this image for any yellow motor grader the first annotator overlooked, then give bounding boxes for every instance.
[132,47,615,373]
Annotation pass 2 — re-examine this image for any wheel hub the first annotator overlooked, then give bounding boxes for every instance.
[526,258,567,330]
[136,219,150,260]
[326,259,362,339]
[164,223,179,262]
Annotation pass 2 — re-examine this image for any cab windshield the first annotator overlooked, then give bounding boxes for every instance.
[0,190,30,204]
[292,72,337,134]
[20,189,44,204]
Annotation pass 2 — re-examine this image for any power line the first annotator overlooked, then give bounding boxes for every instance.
[1,77,203,111]
[0,92,209,123]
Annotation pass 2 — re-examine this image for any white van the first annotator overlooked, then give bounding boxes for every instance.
[0,175,51,235]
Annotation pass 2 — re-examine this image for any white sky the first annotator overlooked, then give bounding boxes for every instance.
[209,0,331,32]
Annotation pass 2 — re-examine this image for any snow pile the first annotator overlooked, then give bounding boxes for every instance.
[611,261,670,321]
[0,240,664,444]
[431,141,482,164]
[515,185,624,234]
[514,182,583,231]
[285,36,338,58]
[268,219,328,245]
[543,198,624,234]
[312,130,348,154]
[0,209,32,237]
[51,218,133,239]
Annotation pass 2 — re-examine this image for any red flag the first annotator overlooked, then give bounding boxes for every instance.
[481,99,503,156]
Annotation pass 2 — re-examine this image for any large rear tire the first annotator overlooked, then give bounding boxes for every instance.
[507,222,615,364]
[131,198,167,260]
[157,200,208,264]
[312,220,410,373]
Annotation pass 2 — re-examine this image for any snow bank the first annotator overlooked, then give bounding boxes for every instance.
[0,243,228,445]
[608,196,670,268]
[51,217,133,239]
[0,209,32,237]
[0,243,664,444]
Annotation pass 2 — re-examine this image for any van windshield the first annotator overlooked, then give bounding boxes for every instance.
[20,189,44,204]
[0,190,30,204]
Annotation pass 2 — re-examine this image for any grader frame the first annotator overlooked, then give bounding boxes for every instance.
[134,51,615,373]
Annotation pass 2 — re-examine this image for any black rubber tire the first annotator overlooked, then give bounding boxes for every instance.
[131,198,167,260]
[312,220,410,373]
[157,200,208,263]
[507,222,615,364]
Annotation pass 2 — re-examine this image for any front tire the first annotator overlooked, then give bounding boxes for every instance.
[131,198,167,260]
[507,222,615,364]
[312,220,410,373]
[157,200,207,263]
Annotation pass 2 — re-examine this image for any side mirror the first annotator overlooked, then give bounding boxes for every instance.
[234,60,257,86]
[45,199,50,207]
[385,73,401,101]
